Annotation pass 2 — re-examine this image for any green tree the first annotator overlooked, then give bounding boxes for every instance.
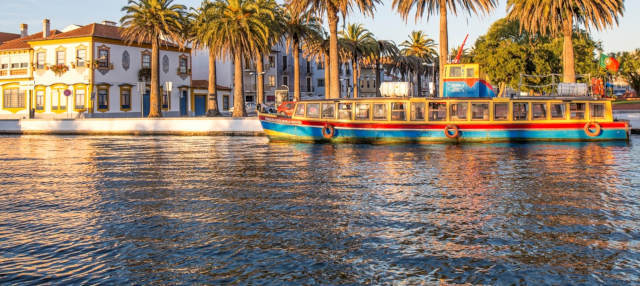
[400,30,437,96]
[282,7,323,101]
[190,0,221,116]
[340,23,376,98]
[618,50,640,95]
[288,0,380,99]
[393,0,496,97]
[303,30,331,98]
[208,0,274,117]
[121,0,187,117]
[254,0,281,105]
[507,0,624,83]
[369,38,399,96]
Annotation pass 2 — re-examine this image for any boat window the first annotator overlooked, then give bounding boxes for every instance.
[590,103,605,119]
[373,103,387,120]
[450,103,468,120]
[428,102,446,121]
[338,103,352,120]
[532,103,547,120]
[322,103,335,119]
[295,103,305,117]
[306,103,320,118]
[411,102,425,121]
[494,103,508,120]
[391,102,406,121]
[570,103,585,120]
[449,66,462,77]
[551,103,565,119]
[355,103,370,120]
[466,68,475,78]
[513,102,529,121]
[471,103,489,120]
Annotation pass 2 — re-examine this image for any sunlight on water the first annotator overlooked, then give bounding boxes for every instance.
[0,135,639,284]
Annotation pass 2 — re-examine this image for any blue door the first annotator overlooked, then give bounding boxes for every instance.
[180,90,188,116]
[143,91,150,117]
[194,95,206,116]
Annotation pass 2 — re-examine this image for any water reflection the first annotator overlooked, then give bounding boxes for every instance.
[0,135,638,284]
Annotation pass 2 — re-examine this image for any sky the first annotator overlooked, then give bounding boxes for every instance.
[0,0,637,54]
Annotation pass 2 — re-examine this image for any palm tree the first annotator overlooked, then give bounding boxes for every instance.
[370,39,399,97]
[303,30,331,98]
[393,0,496,97]
[121,0,186,117]
[190,0,221,116]
[208,0,274,117]
[507,0,624,83]
[340,23,376,98]
[287,0,380,99]
[282,8,323,101]
[254,0,281,105]
[400,31,437,96]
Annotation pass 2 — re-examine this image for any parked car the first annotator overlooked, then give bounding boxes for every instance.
[229,102,257,115]
[277,101,296,117]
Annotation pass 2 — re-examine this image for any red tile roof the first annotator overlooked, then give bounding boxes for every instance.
[0,30,61,51]
[192,80,232,90]
[0,32,20,45]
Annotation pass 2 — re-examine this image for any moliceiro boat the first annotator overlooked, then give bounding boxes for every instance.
[258,64,630,143]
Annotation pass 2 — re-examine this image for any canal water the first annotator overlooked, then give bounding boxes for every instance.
[0,135,639,285]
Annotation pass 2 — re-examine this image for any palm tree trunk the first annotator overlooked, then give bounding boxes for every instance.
[293,44,301,101]
[562,16,576,83]
[438,0,448,97]
[328,8,340,99]
[324,54,330,99]
[375,57,381,97]
[206,48,220,116]
[149,37,161,117]
[352,56,358,98]
[232,53,246,117]
[256,52,264,104]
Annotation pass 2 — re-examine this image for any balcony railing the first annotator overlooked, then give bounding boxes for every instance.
[0,68,29,77]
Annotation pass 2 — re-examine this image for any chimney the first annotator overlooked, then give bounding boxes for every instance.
[42,19,50,38]
[20,23,28,38]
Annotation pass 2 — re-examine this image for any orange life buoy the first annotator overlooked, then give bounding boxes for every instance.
[444,125,460,139]
[584,122,601,137]
[322,124,335,139]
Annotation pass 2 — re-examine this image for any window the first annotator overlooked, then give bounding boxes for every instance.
[35,90,45,110]
[513,102,529,121]
[306,103,320,118]
[494,103,508,120]
[2,88,25,108]
[532,103,547,120]
[76,48,86,67]
[428,102,446,121]
[338,103,352,120]
[318,60,324,70]
[223,95,229,110]
[373,103,387,120]
[36,52,46,69]
[411,102,425,121]
[471,103,489,120]
[268,75,276,87]
[282,76,288,87]
[360,80,364,89]
[120,86,131,110]
[450,103,468,120]
[98,47,110,68]
[306,62,311,73]
[391,103,406,121]
[317,79,325,87]
[51,89,60,110]
[179,56,188,74]
[449,66,462,77]
[141,51,151,68]
[366,80,370,89]
[282,56,287,70]
[551,103,565,119]
[355,103,370,120]
[268,56,275,68]
[59,89,67,110]
[570,103,585,120]
[56,50,65,65]
[162,89,169,109]
[295,103,305,116]
[466,68,475,78]
[74,88,85,109]
[590,103,605,119]
[98,87,109,110]
[322,103,335,119]
[11,63,19,69]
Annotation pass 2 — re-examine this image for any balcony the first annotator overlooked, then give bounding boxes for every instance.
[0,68,29,78]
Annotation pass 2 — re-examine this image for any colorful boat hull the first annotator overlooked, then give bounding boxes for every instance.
[259,114,630,143]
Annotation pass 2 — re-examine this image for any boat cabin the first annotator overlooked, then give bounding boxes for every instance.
[443,63,495,98]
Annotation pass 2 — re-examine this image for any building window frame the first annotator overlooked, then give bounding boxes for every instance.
[141,50,151,69]
[2,85,26,112]
[36,49,46,69]
[75,45,87,68]
[34,86,46,112]
[178,54,189,75]
[97,85,110,111]
[73,84,87,111]
[97,45,110,69]
[55,46,66,66]
[50,84,69,113]
[120,84,132,111]
[161,87,170,110]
